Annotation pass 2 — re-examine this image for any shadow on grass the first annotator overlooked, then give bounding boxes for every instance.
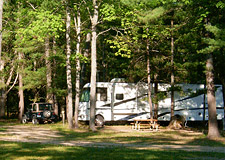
[0,122,224,148]
[0,141,224,160]
[53,125,224,146]
[186,137,225,147]
[54,126,180,145]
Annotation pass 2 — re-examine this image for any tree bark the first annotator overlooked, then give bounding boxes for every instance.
[146,38,153,119]
[18,52,24,122]
[52,37,59,116]
[170,19,175,119]
[89,0,98,131]
[0,90,6,118]
[153,74,158,119]
[206,54,221,139]
[74,6,81,129]
[66,4,74,129]
[0,0,5,118]
[81,33,91,87]
[45,37,53,104]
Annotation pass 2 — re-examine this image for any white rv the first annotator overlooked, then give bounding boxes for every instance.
[78,78,224,125]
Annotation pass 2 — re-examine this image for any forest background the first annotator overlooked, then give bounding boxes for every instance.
[0,0,224,138]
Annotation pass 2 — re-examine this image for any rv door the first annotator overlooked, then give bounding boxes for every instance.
[79,88,90,121]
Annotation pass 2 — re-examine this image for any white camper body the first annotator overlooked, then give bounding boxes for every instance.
[78,79,224,122]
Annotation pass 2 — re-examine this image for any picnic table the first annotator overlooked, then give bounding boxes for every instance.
[131,119,159,131]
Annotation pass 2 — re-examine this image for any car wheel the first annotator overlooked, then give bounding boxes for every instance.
[95,115,104,127]
[32,118,39,125]
[22,116,27,124]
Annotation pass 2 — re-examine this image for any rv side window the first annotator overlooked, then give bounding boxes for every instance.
[97,88,107,101]
[80,89,90,102]
[116,94,124,100]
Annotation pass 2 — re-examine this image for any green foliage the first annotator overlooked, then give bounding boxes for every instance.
[23,67,46,90]
[152,91,168,103]
[138,7,165,23]
[19,10,64,43]
[199,25,225,54]
[71,53,90,64]
[216,1,225,9]
[107,38,132,58]
[100,3,118,22]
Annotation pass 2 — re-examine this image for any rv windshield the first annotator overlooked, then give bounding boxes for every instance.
[80,89,90,102]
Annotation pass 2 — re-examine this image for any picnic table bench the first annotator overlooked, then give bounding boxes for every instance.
[131,119,159,131]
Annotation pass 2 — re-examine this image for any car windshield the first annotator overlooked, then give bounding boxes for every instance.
[39,104,52,110]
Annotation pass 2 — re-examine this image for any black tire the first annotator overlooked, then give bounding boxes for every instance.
[39,120,44,124]
[95,115,104,127]
[43,110,51,118]
[32,118,39,125]
[52,119,57,124]
[22,116,27,124]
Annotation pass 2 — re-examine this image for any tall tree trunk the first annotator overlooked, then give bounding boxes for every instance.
[206,54,221,138]
[0,0,5,118]
[81,33,91,87]
[170,19,175,119]
[33,48,38,102]
[89,0,98,131]
[66,4,74,129]
[146,37,153,119]
[0,0,2,63]
[18,52,24,122]
[45,37,53,104]
[53,37,58,116]
[153,74,158,119]
[74,6,81,129]
[0,89,6,118]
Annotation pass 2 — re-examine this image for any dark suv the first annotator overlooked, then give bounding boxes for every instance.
[22,103,58,124]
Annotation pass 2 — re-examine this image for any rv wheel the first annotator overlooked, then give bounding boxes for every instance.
[95,115,104,127]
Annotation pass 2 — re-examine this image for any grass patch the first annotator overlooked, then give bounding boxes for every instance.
[0,141,224,160]
[0,121,225,159]
[0,121,224,147]
[38,123,225,147]
[0,119,19,126]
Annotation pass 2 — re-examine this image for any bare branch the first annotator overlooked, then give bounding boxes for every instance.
[73,3,83,33]
[151,49,160,53]
[81,20,88,26]
[112,28,124,36]
[6,72,18,95]
[26,1,36,10]
[6,65,15,86]
[97,28,111,38]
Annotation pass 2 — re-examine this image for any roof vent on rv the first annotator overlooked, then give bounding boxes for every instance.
[110,78,126,83]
